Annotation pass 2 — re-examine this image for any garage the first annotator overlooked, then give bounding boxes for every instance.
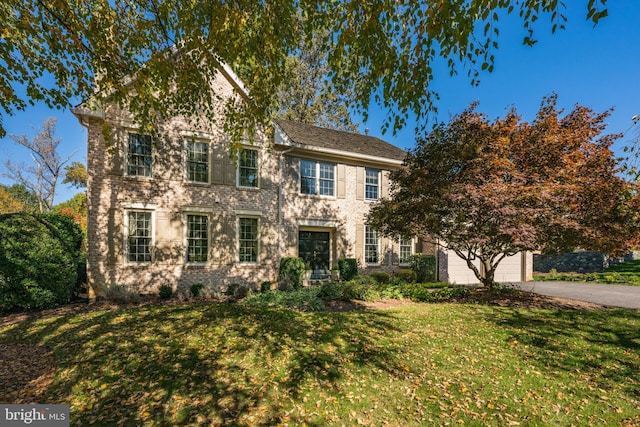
[439,249,530,285]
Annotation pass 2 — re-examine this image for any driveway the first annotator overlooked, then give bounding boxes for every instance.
[514,281,640,310]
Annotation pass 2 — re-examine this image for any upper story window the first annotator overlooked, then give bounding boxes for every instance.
[365,168,380,200]
[238,148,259,188]
[127,210,153,262]
[399,237,413,264]
[300,159,335,196]
[186,214,208,263]
[238,217,259,263]
[365,226,380,264]
[186,140,209,183]
[127,133,152,177]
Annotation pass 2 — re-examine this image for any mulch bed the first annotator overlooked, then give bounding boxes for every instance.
[0,289,603,404]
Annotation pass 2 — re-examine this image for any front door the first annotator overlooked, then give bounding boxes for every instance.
[298,231,330,279]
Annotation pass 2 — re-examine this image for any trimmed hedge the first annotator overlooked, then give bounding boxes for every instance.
[338,258,358,281]
[0,213,84,313]
[409,255,436,283]
[278,257,306,290]
[369,271,391,284]
[394,268,417,284]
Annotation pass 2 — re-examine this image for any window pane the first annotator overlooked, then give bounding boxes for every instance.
[187,140,209,183]
[239,218,258,263]
[187,214,208,263]
[300,160,316,194]
[365,226,379,264]
[128,211,152,262]
[127,134,152,177]
[319,162,334,196]
[239,149,258,187]
[400,237,413,264]
[365,168,379,200]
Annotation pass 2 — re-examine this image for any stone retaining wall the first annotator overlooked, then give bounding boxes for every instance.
[534,251,607,273]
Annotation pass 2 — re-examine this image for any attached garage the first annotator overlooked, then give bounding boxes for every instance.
[438,249,532,285]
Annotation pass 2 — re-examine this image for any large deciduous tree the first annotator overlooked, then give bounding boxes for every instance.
[276,29,358,132]
[0,1,608,138]
[4,117,74,212]
[367,96,640,288]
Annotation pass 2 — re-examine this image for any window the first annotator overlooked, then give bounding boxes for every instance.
[365,168,380,200]
[186,214,208,263]
[127,133,152,177]
[365,226,379,264]
[238,148,259,187]
[399,237,413,264]
[238,217,258,263]
[300,159,335,196]
[186,140,209,183]
[127,211,153,262]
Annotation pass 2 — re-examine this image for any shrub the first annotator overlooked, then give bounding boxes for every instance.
[278,257,306,290]
[260,281,273,292]
[233,284,252,299]
[369,271,391,284]
[394,269,417,284]
[0,213,84,313]
[190,283,204,298]
[104,284,141,304]
[409,255,436,283]
[338,258,358,281]
[159,285,173,299]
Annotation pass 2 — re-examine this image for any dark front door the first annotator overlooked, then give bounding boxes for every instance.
[298,231,330,279]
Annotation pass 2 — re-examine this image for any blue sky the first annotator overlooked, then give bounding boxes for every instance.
[1,1,639,204]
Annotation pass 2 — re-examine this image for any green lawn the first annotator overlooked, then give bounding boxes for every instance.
[1,301,639,426]
[534,259,640,285]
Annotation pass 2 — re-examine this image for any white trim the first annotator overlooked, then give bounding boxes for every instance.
[236,147,260,189]
[364,167,381,201]
[298,219,339,228]
[183,211,210,265]
[235,209,262,216]
[122,202,157,209]
[237,216,260,264]
[123,208,155,265]
[184,138,211,184]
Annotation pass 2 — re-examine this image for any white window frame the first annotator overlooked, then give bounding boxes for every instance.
[300,159,336,197]
[399,237,414,265]
[125,132,153,178]
[237,147,259,188]
[365,226,380,265]
[124,208,155,264]
[184,212,210,264]
[185,139,210,184]
[238,216,259,264]
[365,168,380,200]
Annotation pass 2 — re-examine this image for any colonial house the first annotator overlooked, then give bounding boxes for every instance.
[74,62,531,294]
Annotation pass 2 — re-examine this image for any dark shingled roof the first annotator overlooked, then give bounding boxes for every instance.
[275,119,406,161]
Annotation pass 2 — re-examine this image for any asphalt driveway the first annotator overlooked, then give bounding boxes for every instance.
[514,281,640,309]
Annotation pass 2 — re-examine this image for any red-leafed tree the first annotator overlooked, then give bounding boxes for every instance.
[367,95,640,288]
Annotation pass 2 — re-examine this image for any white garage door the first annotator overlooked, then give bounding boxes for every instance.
[445,250,481,285]
[493,253,523,283]
[445,250,523,284]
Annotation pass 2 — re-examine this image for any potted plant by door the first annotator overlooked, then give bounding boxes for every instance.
[304,262,313,282]
[331,265,341,282]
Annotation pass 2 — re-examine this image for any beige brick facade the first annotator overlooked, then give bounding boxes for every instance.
[76,67,424,295]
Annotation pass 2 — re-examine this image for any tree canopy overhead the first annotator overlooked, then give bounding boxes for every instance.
[367,95,639,288]
[0,0,608,138]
